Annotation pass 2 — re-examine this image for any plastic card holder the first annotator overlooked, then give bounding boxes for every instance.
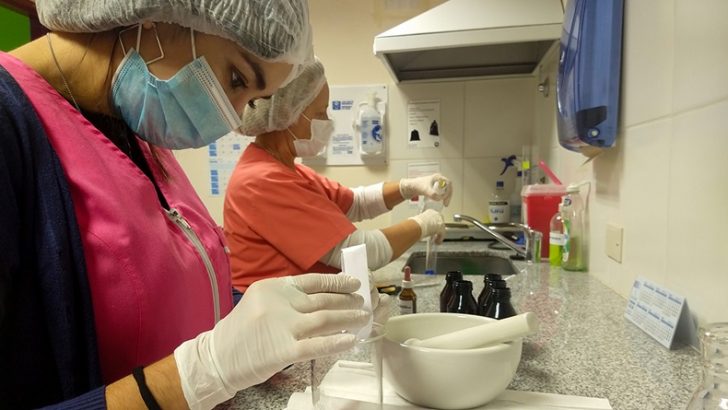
[625,277,696,349]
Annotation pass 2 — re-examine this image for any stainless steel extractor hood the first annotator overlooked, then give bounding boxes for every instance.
[373,0,564,83]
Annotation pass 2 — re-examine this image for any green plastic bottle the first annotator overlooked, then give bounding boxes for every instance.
[549,204,565,267]
[562,185,587,271]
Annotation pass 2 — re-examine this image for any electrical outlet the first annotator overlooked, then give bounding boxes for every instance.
[606,224,623,263]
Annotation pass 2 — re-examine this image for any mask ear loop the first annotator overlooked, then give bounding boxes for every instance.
[118,23,165,65]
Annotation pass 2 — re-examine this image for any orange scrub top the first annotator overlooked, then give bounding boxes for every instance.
[224,144,356,291]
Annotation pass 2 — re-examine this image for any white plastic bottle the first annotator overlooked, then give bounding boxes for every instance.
[358,93,383,156]
[488,180,510,223]
[509,170,523,223]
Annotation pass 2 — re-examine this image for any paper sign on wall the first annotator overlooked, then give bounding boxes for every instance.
[407,100,441,149]
[625,277,693,349]
[207,132,254,196]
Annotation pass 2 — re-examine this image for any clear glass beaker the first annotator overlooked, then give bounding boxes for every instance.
[687,323,728,409]
[311,322,386,410]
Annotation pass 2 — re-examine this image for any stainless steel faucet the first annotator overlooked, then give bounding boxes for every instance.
[452,214,542,263]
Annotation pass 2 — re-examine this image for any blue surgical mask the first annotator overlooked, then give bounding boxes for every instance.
[111,45,241,149]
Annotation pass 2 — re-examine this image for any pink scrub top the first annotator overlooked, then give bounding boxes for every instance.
[224,144,355,291]
[0,53,233,383]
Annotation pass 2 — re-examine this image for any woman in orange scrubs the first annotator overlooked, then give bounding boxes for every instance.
[224,59,452,294]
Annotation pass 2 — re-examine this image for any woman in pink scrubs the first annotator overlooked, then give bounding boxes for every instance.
[0,1,373,408]
[224,59,453,294]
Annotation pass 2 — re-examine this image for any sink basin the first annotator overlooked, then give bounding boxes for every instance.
[403,251,517,276]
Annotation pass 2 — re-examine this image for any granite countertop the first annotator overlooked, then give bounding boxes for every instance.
[224,241,702,410]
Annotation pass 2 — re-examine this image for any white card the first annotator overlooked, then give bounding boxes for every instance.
[625,277,686,349]
[340,244,372,339]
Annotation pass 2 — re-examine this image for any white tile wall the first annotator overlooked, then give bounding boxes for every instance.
[620,0,674,127]
[615,120,671,286]
[464,78,535,158]
[673,0,728,112]
[541,0,728,325]
[666,100,728,323]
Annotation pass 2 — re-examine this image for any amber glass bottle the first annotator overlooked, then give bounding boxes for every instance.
[477,273,503,308]
[479,278,508,316]
[439,271,463,312]
[483,287,517,319]
[446,280,478,315]
[399,266,417,314]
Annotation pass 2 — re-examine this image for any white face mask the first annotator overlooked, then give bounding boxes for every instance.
[289,114,334,157]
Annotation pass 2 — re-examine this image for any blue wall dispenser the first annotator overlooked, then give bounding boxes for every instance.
[557,0,624,156]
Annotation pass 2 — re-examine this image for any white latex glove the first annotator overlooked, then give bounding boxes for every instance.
[409,209,446,244]
[174,274,370,410]
[399,173,453,206]
[371,287,392,325]
[367,271,391,325]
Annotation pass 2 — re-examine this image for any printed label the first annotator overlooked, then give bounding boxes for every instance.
[549,232,565,245]
[399,300,414,315]
[488,203,510,223]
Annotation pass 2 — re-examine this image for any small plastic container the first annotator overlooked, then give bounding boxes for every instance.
[522,184,566,258]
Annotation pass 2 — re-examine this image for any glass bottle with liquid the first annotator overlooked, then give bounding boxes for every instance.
[549,204,565,267]
[446,280,478,315]
[686,323,728,409]
[440,271,463,312]
[477,274,502,311]
[483,287,517,320]
[398,266,417,314]
[479,278,508,316]
[562,184,587,271]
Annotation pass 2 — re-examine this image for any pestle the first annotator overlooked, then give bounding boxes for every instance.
[403,312,538,349]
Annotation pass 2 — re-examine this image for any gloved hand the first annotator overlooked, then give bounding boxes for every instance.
[409,209,446,244]
[370,281,392,325]
[174,274,370,410]
[399,173,453,206]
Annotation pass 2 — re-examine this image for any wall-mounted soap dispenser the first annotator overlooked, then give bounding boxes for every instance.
[557,0,625,157]
[357,92,384,157]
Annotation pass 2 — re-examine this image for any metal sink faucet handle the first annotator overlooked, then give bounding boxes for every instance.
[452,214,541,263]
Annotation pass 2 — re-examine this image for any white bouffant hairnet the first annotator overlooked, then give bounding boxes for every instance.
[35,0,313,77]
[241,58,326,136]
